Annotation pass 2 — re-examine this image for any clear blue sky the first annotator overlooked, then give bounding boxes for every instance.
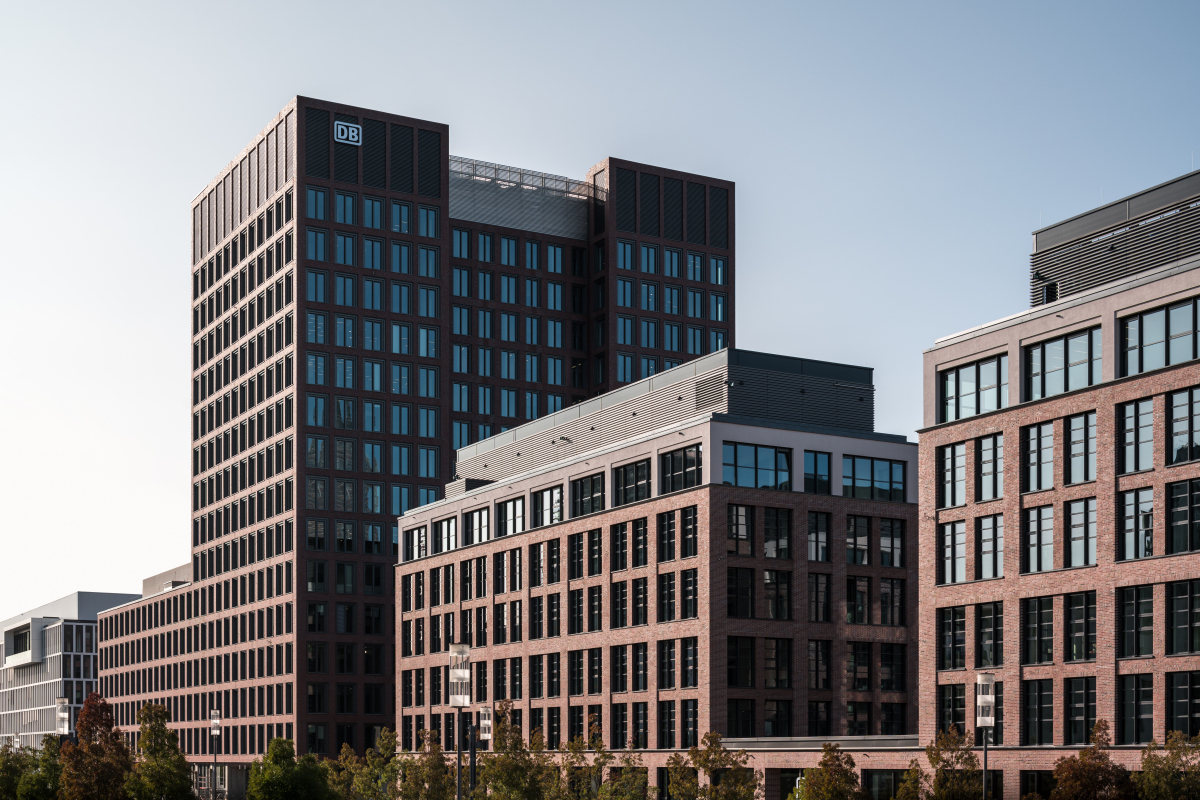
[2,0,1199,616]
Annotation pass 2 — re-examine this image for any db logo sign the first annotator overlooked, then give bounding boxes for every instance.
[334,121,362,145]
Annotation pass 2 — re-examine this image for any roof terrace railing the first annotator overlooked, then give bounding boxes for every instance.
[449,155,605,201]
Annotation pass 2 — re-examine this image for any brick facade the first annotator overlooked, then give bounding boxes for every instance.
[920,256,1200,799]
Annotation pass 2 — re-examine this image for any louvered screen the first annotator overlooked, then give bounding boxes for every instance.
[615,168,637,232]
[686,182,706,245]
[1030,201,1200,306]
[305,107,329,178]
[333,113,358,184]
[709,187,729,249]
[417,129,441,198]
[362,119,386,189]
[639,173,660,236]
[663,178,683,241]
[391,124,414,193]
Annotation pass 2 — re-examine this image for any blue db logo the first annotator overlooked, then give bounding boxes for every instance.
[334,122,362,145]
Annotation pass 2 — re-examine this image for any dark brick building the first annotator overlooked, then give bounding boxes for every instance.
[96,96,736,795]
[922,174,1200,798]
[397,349,920,800]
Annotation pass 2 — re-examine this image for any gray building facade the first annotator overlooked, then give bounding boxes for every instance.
[1,592,139,748]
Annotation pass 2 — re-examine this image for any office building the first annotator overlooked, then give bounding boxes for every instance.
[397,348,919,800]
[1,592,139,748]
[96,96,735,792]
[922,171,1200,798]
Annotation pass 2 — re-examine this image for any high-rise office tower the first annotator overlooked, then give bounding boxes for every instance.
[97,96,735,793]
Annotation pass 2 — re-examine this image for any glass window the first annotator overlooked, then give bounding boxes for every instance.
[977,434,1004,501]
[1122,297,1197,376]
[1119,487,1154,561]
[1022,679,1053,745]
[939,607,966,670]
[1066,413,1097,484]
[1119,586,1154,657]
[977,515,1003,579]
[803,451,831,494]
[1120,399,1155,474]
[939,443,966,508]
[940,354,1008,422]
[1026,327,1102,400]
[1066,498,1096,567]
[1119,675,1153,744]
[976,602,1002,667]
[939,521,966,584]
[721,442,792,490]
[659,444,703,494]
[1022,597,1053,664]
[843,456,905,502]
[1024,506,1053,573]
[1066,591,1096,662]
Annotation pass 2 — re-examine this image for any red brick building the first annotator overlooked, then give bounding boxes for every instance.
[397,348,920,800]
[96,96,736,796]
[921,171,1200,798]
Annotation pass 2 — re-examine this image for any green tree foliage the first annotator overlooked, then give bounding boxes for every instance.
[247,737,337,800]
[801,744,865,800]
[15,736,60,800]
[472,701,558,800]
[554,716,614,800]
[352,728,402,800]
[59,692,132,800]
[1047,721,1133,800]
[666,731,762,800]
[894,728,978,800]
[398,728,453,800]
[0,738,35,800]
[599,747,657,800]
[124,704,191,800]
[1135,730,1200,800]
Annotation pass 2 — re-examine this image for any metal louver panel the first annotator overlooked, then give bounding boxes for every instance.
[417,129,442,198]
[639,174,660,236]
[663,178,683,241]
[709,186,729,249]
[615,168,636,232]
[686,182,706,245]
[1030,199,1200,306]
[695,373,725,410]
[333,113,358,184]
[390,124,414,193]
[361,119,386,189]
[304,107,329,179]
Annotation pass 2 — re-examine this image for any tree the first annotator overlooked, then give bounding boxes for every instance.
[666,732,762,800]
[554,715,614,800]
[247,737,336,800]
[893,728,978,800]
[351,728,402,800]
[15,736,60,800]
[600,746,657,800]
[473,701,557,800]
[1048,721,1134,800]
[124,704,191,800]
[0,738,34,800]
[325,744,359,800]
[59,692,132,800]
[399,728,453,800]
[801,744,865,800]
[1135,730,1200,800]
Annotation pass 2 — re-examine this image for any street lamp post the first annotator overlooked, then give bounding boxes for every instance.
[449,644,471,800]
[976,674,995,800]
[210,710,222,800]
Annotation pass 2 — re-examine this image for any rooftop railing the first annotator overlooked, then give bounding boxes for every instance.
[449,155,604,201]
